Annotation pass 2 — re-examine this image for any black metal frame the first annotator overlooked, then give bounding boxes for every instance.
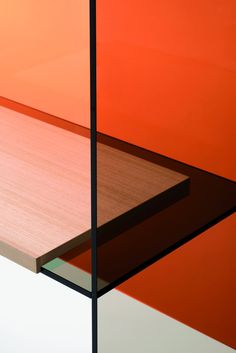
[89,0,98,352]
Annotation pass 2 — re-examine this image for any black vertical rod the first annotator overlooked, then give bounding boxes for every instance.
[89,0,97,352]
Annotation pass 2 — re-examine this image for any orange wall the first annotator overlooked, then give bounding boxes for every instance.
[97,0,236,180]
[0,1,90,127]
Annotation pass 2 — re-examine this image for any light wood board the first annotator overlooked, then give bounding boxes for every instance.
[0,106,189,272]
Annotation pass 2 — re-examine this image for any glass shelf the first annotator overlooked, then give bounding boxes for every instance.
[42,133,236,297]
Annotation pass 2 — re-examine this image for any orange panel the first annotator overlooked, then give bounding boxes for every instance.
[98,3,236,347]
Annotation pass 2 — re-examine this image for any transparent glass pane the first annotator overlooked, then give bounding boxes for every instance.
[96,0,236,352]
[95,0,235,294]
[0,1,92,294]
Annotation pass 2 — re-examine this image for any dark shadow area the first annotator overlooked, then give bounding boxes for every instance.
[96,134,235,295]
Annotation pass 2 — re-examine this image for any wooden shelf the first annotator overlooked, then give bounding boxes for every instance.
[0,106,189,272]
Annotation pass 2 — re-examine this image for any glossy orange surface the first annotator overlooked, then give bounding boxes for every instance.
[97,0,236,180]
[0,1,90,127]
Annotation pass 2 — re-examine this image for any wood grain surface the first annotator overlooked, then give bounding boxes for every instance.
[0,106,189,272]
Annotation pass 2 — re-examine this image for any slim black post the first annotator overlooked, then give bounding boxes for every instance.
[89,0,97,353]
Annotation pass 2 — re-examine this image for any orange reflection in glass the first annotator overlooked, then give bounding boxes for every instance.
[0,1,90,128]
